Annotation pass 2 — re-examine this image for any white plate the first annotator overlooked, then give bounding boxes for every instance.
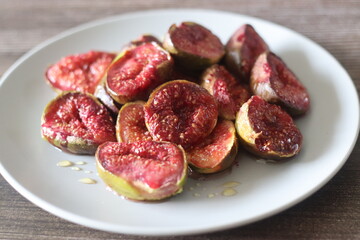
[0,9,359,236]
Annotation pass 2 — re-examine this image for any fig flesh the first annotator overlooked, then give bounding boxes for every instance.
[163,22,225,71]
[187,119,238,174]
[96,141,187,201]
[201,64,251,120]
[105,42,173,104]
[250,52,310,115]
[144,80,218,149]
[116,101,152,143]
[225,24,269,82]
[45,51,115,94]
[235,95,302,160]
[41,91,116,154]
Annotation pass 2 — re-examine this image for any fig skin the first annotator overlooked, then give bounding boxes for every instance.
[201,64,251,120]
[94,81,121,115]
[105,42,174,105]
[225,24,269,82]
[96,141,187,201]
[250,52,310,115]
[144,80,218,150]
[163,22,225,72]
[45,51,115,94]
[41,91,116,155]
[116,101,153,143]
[187,119,238,174]
[131,34,162,46]
[235,95,302,160]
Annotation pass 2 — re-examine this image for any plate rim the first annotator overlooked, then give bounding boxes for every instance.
[0,8,359,236]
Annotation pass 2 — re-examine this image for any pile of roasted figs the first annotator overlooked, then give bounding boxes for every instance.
[41,22,310,201]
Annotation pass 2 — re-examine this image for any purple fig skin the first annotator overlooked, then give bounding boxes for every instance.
[94,81,121,115]
[163,22,225,72]
[131,34,162,47]
[250,52,310,115]
[225,24,269,82]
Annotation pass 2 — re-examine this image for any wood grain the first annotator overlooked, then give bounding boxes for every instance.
[0,0,359,239]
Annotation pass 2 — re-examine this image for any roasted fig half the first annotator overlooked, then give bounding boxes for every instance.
[201,64,251,120]
[235,95,302,160]
[96,141,187,201]
[163,22,225,71]
[45,51,115,94]
[250,51,310,115]
[144,80,218,149]
[187,119,238,174]
[41,91,116,154]
[225,24,269,82]
[116,101,152,143]
[105,42,173,104]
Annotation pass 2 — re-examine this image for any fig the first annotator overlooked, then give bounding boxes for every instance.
[41,91,116,154]
[235,95,302,160]
[45,51,115,94]
[201,64,251,120]
[131,34,162,46]
[96,141,187,201]
[116,101,152,143]
[225,24,269,82]
[250,51,310,115]
[144,80,218,149]
[187,119,238,174]
[105,42,173,104]
[163,22,225,71]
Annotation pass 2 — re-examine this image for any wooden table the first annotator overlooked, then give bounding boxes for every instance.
[1,1,359,239]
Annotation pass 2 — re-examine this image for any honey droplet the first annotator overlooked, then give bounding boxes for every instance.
[78,178,97,184]
[222,188,237,197]
[75,161,86,165]
[208,193,216,198]
[56,160,74,167]
[71,167,82,171]
[193,193,201,197]
[222,181,240,188]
